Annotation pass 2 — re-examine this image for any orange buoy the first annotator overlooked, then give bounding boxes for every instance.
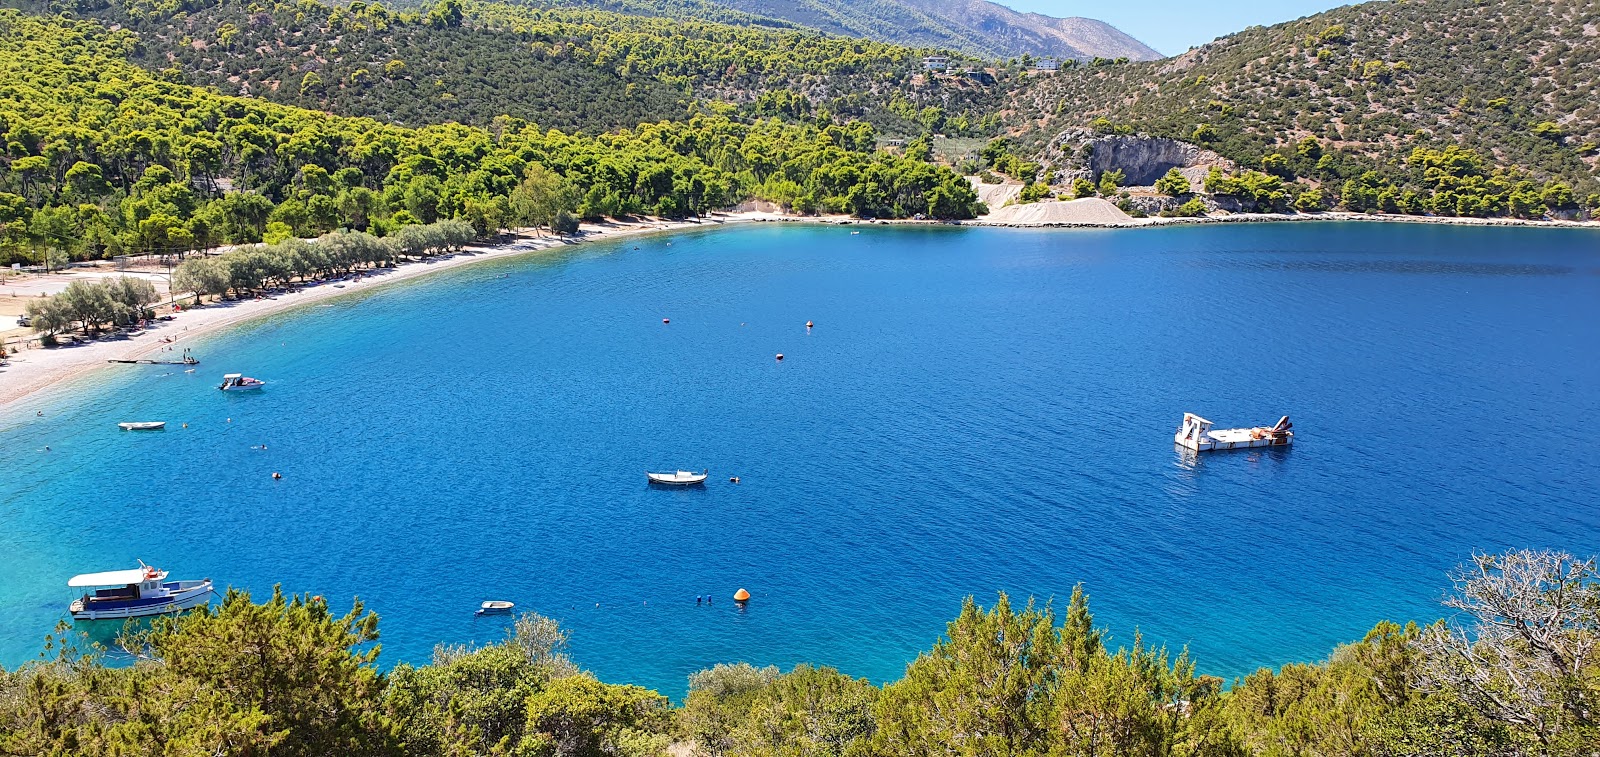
[775,353,784,361]
[662,318,670,324]
[733,588,751,602]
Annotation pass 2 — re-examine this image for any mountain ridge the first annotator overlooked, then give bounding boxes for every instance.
[527,0,1163,61]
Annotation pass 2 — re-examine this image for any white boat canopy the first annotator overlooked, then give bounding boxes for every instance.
[68,568,151,587]
[222,373,242,379]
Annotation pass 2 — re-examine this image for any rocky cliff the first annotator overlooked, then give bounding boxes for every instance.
[1043,130,1233,188]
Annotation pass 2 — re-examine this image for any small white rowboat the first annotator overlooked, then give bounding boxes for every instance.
[647,470,709,485]
[476,600,515,615]
[118,421,166,431]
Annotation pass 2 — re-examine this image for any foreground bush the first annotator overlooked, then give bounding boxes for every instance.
[3,550,1596,756]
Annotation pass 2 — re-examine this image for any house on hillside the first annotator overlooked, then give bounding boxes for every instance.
[922,56,950,72]
[1034,57,1062,71]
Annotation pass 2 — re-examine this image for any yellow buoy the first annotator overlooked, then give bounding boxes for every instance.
[733,588,751,602]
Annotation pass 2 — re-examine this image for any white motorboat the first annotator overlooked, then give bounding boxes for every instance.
[68,562,213,620]
[476,600,515,616]
[219,373,265,391]
[647,470,709,485]
[118,421,167,431]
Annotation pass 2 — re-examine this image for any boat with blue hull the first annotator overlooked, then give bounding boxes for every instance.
[68,563,213,621]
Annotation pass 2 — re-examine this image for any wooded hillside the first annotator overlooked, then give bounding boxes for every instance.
[1006,0,1600,210]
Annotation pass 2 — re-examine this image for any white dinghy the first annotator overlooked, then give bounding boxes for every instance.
[118,421,167,431]
[647,470,709,486]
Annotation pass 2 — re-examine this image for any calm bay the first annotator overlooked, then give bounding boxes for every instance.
[2,221,1596,696]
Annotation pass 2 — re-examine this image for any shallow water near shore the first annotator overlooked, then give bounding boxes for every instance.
[2,222,1598,695]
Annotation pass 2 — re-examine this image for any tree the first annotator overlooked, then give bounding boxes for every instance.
[1071,177,1097,199]
[386,614,580,756]
[1413,550,1600,751]
[511,165,581,233]
[1227,621,1423,756]
[428,0,465,29]
[875,594,1061,755]
[522,676,671,756]
[1155,167,1192,196]
[175,256,232,302]
[105,276,158,321]
[1294,188,1327,212]
[1097,169,1125,197]
[137,587,400,755]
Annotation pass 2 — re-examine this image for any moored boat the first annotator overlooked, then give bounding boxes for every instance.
[68,563,213,620]
[476,600,515,615]
[118,421,166,431]
[1176,413,1293,452]
[219,373,265,391]
[647,469,709,485]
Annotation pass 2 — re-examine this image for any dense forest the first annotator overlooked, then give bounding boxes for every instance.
[1003,0,1600,216]
[0,10,981,266]
[2,549,1595,756]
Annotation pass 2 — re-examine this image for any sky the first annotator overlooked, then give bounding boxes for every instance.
[998,1,1347,56]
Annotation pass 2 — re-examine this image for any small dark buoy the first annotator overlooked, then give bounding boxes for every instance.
[734,588,751,602]
[806,321,814,328]
[729,476,740,483]
[271,471,282,480]
[775,353,784,361]
[662,318,670,324]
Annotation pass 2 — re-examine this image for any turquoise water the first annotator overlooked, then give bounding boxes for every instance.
[2,222,1597,695]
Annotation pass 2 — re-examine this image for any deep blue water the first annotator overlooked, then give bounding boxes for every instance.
[2,222,1597,696]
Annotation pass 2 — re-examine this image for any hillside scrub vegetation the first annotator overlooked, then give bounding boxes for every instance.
[0,11,981,268]
[1007,0,1600,218]
[60,0,1005,139]
[2,549,1596,756]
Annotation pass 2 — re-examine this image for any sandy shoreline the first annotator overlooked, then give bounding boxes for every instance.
[3,207,1594,411]
[0,213,776,411]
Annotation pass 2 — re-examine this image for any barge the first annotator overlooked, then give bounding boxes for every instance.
[1176,413,1293,452]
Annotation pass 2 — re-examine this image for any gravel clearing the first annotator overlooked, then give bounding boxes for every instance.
[979,198,1140,225]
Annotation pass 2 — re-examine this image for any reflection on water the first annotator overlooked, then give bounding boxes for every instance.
[1190,259,1575,276]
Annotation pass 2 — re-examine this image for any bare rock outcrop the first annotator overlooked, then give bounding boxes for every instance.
[1044,130,1234,188]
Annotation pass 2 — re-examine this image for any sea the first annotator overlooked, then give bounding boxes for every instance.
[1,221,1596,697]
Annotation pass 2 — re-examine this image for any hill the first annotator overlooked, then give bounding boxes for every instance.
[0,10,981,265]
[998,0,1600,216]
[64,0,1007,138]
[525,0,1163,61]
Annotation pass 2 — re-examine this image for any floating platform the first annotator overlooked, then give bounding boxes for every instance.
[1176,413,1292,452]
[107,358,199,366]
